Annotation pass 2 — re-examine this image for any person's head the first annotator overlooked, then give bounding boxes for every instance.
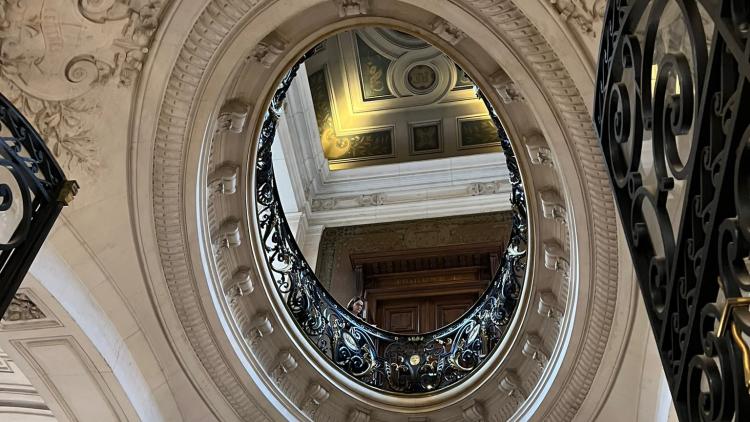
[347,296,365,318]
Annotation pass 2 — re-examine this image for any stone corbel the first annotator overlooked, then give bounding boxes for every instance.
[524,133,554,167]
[272,351,298,381]
[490,69,524,103]
[498,370,526,404]
[349,408,370,422]
[431,18,466,45]
[522,334,548,368]
[461,400,485,422]
[537,290,563,324]
[333,0,369,17]
[543,239,569,278]
[245,312,274,345]
[248,32,288,68]
[539,188,567,223]
[216,218,241,248]
[209,163,240,194]
[224,267,254,298]
[216,99,250,134]
[301,383,330,417]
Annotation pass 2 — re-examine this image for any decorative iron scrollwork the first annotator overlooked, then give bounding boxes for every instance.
[0,93,77,315]
[254,45,527,394]
[594,0,750,418]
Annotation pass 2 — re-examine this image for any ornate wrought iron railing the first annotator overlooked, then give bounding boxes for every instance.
[0,93,77,315]
[595,0,750,419]
[254,47,527,394]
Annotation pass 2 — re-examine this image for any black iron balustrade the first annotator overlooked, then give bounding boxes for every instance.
[253,47,527,394]
[594,0,750,419]
[0,93,77,315]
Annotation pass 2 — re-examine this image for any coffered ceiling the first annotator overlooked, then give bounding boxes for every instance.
[304,27,502,170]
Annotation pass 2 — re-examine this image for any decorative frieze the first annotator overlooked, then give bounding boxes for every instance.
[248,33,287,68]
[524,133,554,167]
[461,400,485,422]
[301,383,329,417]
[539,189,567,223]
[209,164,240,194]
[217,100,250,134]
[357,193,385,207]
[431,18,466,45]
[333,0,369,17]
[468,180,506,196]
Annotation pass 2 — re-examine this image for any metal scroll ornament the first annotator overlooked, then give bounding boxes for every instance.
[0,93,77,315]
[594,0,750,419]
[255,46,527,394]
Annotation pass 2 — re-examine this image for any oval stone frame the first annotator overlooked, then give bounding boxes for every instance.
[131,1,632,420]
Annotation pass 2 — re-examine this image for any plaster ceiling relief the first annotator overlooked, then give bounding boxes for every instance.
[305,28,505,170]
[0,0,167,176]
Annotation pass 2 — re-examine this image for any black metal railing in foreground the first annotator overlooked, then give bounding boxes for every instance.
[595,0,750,419]
[0,93,77,315]
[254,47,527,394]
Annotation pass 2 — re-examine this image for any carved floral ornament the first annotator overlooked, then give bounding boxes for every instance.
[136,0,621,420]
[0,0,166,175]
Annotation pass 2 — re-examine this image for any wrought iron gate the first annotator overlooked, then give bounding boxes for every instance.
[594,0,750,419]
[0,93,77,315]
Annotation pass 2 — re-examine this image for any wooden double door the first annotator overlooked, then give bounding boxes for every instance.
[376,292,478,333]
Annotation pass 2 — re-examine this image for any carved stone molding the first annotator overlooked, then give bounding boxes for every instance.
[246,312,274,346]
[539,189,567,223]
[490,69,524,103]
[216,218,241,248]
[209,163,240,195]
[301,383,329,417]
[522,334,548,368]
[2,293,46,322]
[248,33,287,68]
[537,290,563,323]
[543,0,605,38]
[524,133,554,167]
[468,180,506,196]
[498,370,526,404]
[543,239,569,278]
[461,400,485,422]
[224,267,254,297]
[141,0,619,420]
[349,408,371,422]
[431,18,466,45]
[216,99,250,133]
[272,351,298,381]
[333,0,369,17]
[0,0,167,176]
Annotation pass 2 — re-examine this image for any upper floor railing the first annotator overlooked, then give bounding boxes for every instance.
[253,47,528,394]
[0,93,77,315]
[594,0,750,419]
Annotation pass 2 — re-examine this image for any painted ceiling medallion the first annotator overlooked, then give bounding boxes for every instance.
[406,64,437,94]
